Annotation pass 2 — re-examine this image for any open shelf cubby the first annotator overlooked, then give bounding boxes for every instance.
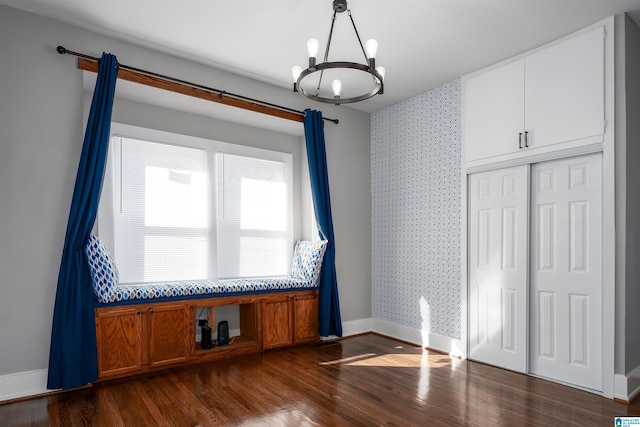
[192,300,261,357]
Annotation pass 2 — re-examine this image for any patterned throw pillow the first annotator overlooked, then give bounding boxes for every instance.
[85,234,119,303]
[290,240,328,286]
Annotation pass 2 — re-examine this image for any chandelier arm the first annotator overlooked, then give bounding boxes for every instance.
[323,11,338,63]
[316,69,324,97]
[316,10,338,96]
[347,9,369,64]
[348,9,378,87]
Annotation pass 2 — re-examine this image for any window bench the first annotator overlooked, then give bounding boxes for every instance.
[88,239,328,381]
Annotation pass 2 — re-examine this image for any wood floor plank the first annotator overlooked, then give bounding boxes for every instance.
[3,333,640,426]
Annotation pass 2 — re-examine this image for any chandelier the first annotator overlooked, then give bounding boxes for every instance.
[291,0,385,105]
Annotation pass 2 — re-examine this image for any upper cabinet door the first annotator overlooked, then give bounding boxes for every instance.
[524,27,605,150]
[464,59,525,163]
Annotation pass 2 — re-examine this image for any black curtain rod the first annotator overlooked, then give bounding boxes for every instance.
[56,46,339,125]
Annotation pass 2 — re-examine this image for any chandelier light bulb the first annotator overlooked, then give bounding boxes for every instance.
[376,66,386,81]
[365,39,378,59]
[307,38,320,59]
[332,79,342,97]
[291,65,302,82]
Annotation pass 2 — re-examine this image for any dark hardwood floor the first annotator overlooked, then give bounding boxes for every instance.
[2,333,639,426]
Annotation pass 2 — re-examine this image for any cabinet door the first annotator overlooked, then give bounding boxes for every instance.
[464,59,525,162]
[468,165,528,373]
[262,296,293,349]
[293,293,319,344]
[525,27,605,150]
[149,305,189,368]
[96,308,142,378]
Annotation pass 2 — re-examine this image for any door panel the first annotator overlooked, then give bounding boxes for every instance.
[469,165,528,373]
[530,153,602,391]
[96,308,142,378]
[262,297,293,349]
[149,305,189,368]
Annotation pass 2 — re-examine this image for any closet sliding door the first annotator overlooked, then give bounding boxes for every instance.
[530,153,602,391]
[469,165,528,373]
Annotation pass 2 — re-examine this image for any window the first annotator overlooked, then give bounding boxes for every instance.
[99,124,293,284]
[110,137,207,283]
[217,153,290,278]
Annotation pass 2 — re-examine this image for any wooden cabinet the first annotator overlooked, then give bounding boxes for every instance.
[148,305,189,368]
[262,295,293,349]
[293,292,319,344]
[464,25,605,166]
[95,308,142,378]
[95,303,189,378]
[95,290,317,380]
[262,291,319,350]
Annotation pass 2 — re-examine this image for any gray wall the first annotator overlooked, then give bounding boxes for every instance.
[0,5,371,377]
[624,13,640,375]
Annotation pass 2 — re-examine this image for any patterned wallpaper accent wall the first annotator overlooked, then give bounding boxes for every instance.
[370,80,462,339]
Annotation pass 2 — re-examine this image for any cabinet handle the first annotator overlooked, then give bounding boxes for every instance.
[136,310,141,315]
[519,132,523,149]
[150,309,154,314]
[524,131,529,148]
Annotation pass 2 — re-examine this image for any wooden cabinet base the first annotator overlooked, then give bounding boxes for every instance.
[95,290,319,381]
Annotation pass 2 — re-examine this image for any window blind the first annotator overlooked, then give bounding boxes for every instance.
[216,153,289,278]
[112,137,208,283]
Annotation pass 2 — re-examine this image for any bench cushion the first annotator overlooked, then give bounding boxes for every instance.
[113,277,310,302]
[290,240,328,285]
[87,235,328,304]
[85,235,119,303]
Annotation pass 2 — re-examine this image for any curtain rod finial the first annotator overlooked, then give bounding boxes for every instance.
[57,46,67,55]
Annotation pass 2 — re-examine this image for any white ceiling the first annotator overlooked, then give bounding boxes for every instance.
[4,0,640,113]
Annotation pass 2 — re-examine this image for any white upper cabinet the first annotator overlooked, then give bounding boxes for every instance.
[464,25,605,167]
[525,27,604,150]
[464,59,525,162]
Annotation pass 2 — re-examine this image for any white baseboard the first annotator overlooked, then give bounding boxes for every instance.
[371,318,465,357]
[339,317,465,358]
[341,318,374,337]
[0,369,50,402]
[614,364,640,402]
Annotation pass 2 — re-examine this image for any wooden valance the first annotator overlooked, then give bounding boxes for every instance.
[77,57,305,123]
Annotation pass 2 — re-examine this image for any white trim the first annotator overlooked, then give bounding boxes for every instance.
[341,318,373,337]
[464,142,603,175]
[371,318,465,357]
[614,365,640,402]
[460,108,469,360]
[601,14,616,400]
[342,318,465,358]
[0,369,51,402]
